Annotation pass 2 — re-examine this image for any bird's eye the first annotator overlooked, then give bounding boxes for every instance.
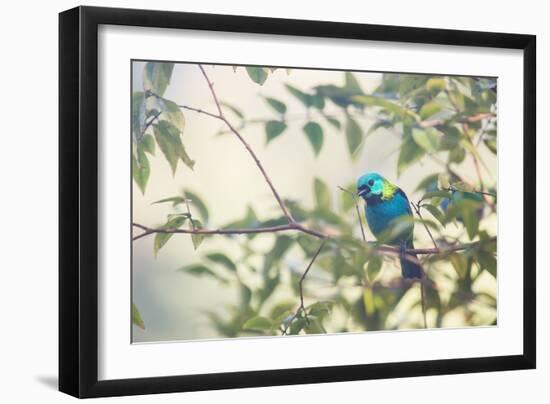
[368,179,374,186]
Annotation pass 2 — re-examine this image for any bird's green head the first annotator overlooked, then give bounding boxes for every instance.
[357,172,396,200]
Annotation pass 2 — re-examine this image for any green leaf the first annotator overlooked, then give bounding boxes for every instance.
[240,283,252,307]
[304,316,326,334]
[296,234,319,256]
[422,204,445,226]
[132,146,150,194]
[440,126,462,150]
[190,219,205,250]
[245,67,268,85]
[352,95,420,120]
[459,200,480,240]
[447,90,465,111]
[205,252,237,272]
[265,121,287,143]
[484,138,497,154]
[308,301,333,318]
[220,101,244,119]
[310,93,325,110]
[153,121,180,174]
[303,122,324,156]
[344,72,363,93]
[159,98,185,133]
[449,146,466,164]
[178,145,195,171]
[476,250,497,277]
[178,264,225,282]
[285,84,312,107]
[345,116,363,157]
[314,177,331,210]
[426,77,446,93]
[314,84,353,107]
[223,205,259,230]
[143,62,174,96]
[419,101,443,120]
[153,196,185,207]
[367,120,392,136]
[153,120,195,174]
[415,173,439,192]
[366,255,383,282]
[397,128,425,176]
[141,134,156,155]
[184,190,209,222]
[153,215,187,256]
[264,235,293,271]
[270,302,296,322]
[412,127,440,152]
[132,303,145,330]
[324,115,341,129]
[242,316,272,331]
[450,253,468,278]
[264,97,287,114]
[132,92,146,140]
[289,316,307,335]
[340,187,356,213]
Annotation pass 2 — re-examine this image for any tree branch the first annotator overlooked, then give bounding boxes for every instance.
[418,112,495,129]
[198,64,223,117]
[132,222,492,257]
[178,104,221,120]
[132,222,300,241]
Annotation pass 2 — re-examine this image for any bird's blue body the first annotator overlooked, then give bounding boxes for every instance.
[357,172,422,279]
[364,189,413,242]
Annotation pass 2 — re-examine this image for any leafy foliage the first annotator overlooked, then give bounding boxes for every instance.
[133,64,497,338]
[131,62,194,193]
[132,303,145,329]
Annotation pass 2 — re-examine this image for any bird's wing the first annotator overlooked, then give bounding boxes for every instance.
[396,188,413,216]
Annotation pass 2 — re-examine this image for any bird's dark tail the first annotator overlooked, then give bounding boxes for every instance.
[400,241,423,279]
[400,255,423,278]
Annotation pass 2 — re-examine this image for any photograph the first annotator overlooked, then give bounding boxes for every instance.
[131,60,498,343]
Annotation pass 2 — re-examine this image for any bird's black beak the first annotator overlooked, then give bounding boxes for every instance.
[357,185,370,198]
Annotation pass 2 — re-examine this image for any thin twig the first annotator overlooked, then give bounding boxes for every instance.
[139,110,162,139]
[194,64,295,223]
[411,201,438,249]
[337,185,366,242]
[198,65,223,117]
[401,200,432,330]
[445,187,496,198]
[178,104,221,120]
[418,112,495,129]
[282,238,327,335]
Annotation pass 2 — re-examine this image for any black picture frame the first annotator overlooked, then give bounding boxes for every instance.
[59,5,536,398]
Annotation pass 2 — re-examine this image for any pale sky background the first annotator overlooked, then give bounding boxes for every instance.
[131,62,497,343]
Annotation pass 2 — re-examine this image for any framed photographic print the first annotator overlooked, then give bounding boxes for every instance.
[59,6,536,398]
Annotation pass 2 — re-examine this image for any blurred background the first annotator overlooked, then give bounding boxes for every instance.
[131,62,497,342]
